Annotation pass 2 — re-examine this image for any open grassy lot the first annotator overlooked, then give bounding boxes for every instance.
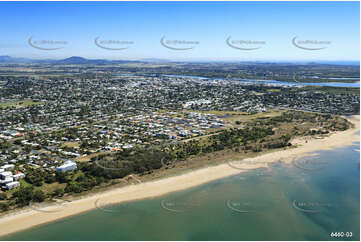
[61,142,80,148]
[181,109,285,143]
[75,151,110,162]
[267,89,281,92]
[301,86,360,95]
[194,109,284,123]
[0,100,44,108]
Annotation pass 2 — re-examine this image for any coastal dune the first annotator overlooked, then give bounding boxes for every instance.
[0,115,359,237]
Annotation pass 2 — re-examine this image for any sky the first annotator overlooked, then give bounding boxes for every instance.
[0,1,359,61]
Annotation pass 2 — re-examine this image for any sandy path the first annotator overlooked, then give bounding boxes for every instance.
[0,115,359,237]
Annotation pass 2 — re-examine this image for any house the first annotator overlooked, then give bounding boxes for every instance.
[122,144,134,149]
[1,164,15,171]
[4,181,20,190]
[13,172,25,181]
[0,171,12,180]
[178,130,190,137]
[56,160,77,173]
[0,176,14,185]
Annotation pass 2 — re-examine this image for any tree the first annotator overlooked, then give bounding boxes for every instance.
[13,186,34,206]
[65,182,83,193]
[0,193,7,200]
[52,188,64,197]
[32,190,46,202]
[0,202,9,211]
[44,173,56,184]
[56,172,70,183]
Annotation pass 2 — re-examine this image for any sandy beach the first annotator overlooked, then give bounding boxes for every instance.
[0,115,359,237]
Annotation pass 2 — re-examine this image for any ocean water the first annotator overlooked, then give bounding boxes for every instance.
[160,74,360,88]
[1,143,360,241]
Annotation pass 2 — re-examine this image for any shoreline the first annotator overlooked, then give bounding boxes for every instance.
[0,115,359,238]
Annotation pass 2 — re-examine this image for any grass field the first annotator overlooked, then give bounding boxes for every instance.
[62,142,80,148]
[0,100,44,108]
[75,151,110,162]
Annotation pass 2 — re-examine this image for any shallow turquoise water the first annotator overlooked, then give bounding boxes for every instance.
[1,144,360,241]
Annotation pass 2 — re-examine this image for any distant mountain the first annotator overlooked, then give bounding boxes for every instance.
[140,58,171,63]
[0,55,141,65]
[312,61,360,66]
[55,56,143,65]
[56,56,97,64]
[0,55,34,63]
[0,55,359,66]
[0,55,12,62]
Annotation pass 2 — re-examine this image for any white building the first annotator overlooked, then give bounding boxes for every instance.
[1,164,15,171]
[0,176,14,185]
[5,181,20,190]
[122,144,134,149]
[0,171,12,180]
[56,160,77,173]
[13,173,25,181]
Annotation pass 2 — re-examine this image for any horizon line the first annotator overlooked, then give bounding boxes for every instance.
[1,55,360,64]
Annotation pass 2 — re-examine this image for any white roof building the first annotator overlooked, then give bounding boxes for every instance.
[1,164,15,171]
[0,171,12,179]
[0,176,14,185]
[56,160,77,173]
[5,181,20,190]
[13,173,25,181]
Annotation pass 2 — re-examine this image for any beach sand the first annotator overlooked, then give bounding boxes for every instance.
[0,115,359,237]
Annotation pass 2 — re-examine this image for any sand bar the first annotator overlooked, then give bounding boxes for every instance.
[0,115,359,237]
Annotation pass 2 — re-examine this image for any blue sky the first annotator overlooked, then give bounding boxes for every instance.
[0,1,359,61]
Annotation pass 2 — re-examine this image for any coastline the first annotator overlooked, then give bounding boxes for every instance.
[0,115,359,238]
